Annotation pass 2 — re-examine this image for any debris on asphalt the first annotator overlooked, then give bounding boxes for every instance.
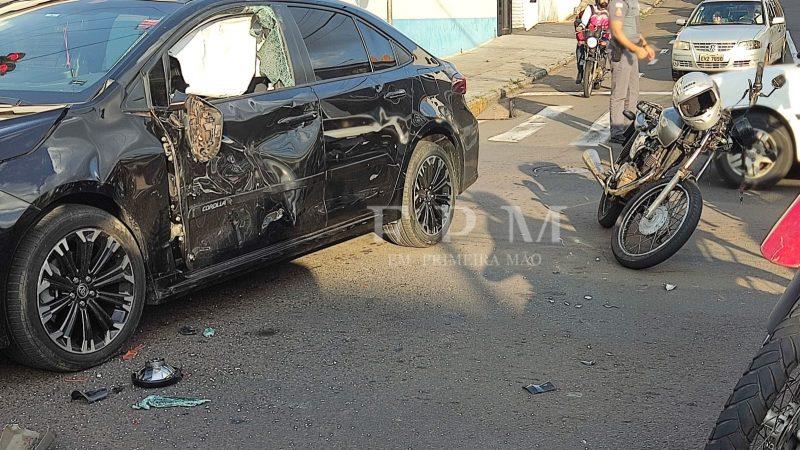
[564,301,570,306]
[121,344,145,362]
[70,388,109,404]
[575,304,583,309]
[202,327,216,338]
[256,328,279,337]
[179,326,198,336]
[132,359,183,389]
[0,424,55,450]
[603,304,620,309]
[584,295,593,300]
[580,360,596,367]
[132,396,211,410]
[665,284,677,291]
[62,376,89,383]
[548,299,555,304]
[566,392,583,398]
[523,382,556,395]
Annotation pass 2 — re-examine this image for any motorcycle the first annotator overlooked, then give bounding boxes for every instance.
[706,196,800,449]
[581,29,609,99]
[583,62,787,270]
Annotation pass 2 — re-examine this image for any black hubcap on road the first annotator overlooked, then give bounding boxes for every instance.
[413,155,453,236]
[37,229,135,354]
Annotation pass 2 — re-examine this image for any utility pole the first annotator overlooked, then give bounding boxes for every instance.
[387,0,393,24]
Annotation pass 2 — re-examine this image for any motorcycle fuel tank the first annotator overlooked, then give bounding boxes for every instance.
[657,107,684,148]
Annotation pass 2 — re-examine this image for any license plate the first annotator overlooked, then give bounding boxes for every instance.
[698,53,725,63]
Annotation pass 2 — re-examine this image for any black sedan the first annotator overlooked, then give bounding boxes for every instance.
[0,0,479,371]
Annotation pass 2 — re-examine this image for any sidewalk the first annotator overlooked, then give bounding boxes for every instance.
[452,0,665,116]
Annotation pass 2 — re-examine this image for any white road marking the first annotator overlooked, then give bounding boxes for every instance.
[517,91,672,97]
[571,112,610,147]
[488,105,573,143]
[787,31,799,64]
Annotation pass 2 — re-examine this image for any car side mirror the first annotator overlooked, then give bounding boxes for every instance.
[676,18,687,26]
[772,74,787,89]
[184,95,223,163]
[772,16,786,25]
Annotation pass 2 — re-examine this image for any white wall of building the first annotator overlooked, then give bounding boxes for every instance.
[538,0,581,22]
[512,0,539,29]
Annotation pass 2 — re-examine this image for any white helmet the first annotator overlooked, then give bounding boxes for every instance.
[673,72,722,131]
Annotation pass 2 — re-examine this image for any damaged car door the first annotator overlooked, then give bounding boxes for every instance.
[152,8,325,270]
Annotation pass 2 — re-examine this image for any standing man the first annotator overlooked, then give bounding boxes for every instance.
[608,0,655,144]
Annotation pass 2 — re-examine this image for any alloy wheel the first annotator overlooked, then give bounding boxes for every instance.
[37,228,135,354]
[413,155,453,235]
[727,128,779,180]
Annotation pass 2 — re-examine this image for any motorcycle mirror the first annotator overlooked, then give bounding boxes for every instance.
[623,110,636,121]
[772,74,787,90]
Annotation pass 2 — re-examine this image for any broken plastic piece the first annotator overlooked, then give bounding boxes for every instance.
[0,424,54,450]
[131,359,183,389]
[121,344,145,361]
[203,327,215,338]
[132,396,211,410]
[665,284,677,291]
[524,382,556,395]
[580,360,596,367]
[70,388,109,404]
[179,326,198,336]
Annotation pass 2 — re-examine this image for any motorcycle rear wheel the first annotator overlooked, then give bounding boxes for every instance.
[598,192,624,228]
[707,310,800,449]
[612,178,702,270]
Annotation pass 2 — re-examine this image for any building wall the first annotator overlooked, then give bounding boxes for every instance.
[512,0,539,30]
[537,0,581,22]
[341,0,498,58]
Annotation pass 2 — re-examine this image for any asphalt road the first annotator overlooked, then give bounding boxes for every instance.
[783,0,800,58]
[1,0,798,448]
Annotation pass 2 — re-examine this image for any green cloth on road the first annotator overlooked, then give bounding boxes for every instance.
[132,395,211,410]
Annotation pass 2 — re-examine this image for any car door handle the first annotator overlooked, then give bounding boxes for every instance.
[384,89,407,100]
[277,111,319,126]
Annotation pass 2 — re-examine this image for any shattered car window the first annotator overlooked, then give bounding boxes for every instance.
[0,0,177,104]
[248,6,295,89]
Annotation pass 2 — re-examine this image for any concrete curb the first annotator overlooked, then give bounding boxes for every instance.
[466,0,666,117]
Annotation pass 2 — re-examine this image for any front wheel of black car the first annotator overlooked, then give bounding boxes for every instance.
[707,310,800,449]
[4,205,145,372]
[383,141,456,248]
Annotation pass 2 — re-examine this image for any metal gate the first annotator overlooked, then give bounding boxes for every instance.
[498,0,513,36]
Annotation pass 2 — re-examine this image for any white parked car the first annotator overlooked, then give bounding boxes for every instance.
[713,64,800,188]
[672,0,788,81]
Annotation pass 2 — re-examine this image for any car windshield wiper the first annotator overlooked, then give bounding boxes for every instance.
[0,96,29,107]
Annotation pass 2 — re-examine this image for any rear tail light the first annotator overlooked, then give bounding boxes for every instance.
[452,73,467,95]
[762,195,800,268]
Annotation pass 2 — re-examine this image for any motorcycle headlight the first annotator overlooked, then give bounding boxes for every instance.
[673,40,690,51]
[737,40,762,50]
[587,37,598,49]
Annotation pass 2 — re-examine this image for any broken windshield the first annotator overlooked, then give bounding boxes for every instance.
[0,0,178,104]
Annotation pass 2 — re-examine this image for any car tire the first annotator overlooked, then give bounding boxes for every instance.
[597,192,624,229]
[3,205,146,372]
[383,141,456,248]
[715,111,793,190]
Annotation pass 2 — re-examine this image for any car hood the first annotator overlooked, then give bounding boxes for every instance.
[678,25,763,43]
[0,107,66,163]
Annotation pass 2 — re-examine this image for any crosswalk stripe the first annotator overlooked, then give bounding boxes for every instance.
[571,112,610,147]
[487,105,573,143]
[517,91,672,97]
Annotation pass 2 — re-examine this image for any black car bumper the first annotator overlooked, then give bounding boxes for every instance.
[0,190,35,349]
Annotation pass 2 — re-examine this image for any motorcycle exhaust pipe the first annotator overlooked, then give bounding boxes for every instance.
[582,149,607,186]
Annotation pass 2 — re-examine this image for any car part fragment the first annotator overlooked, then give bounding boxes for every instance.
[185,95,223,163]
[131,359,183,388]
[70,388,109,404]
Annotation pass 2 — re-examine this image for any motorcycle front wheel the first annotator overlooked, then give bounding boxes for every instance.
[612,178,703,270]
[707,310,800,449]
[583,60,595,98]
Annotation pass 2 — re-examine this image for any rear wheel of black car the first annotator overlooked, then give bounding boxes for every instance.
[715,111,793,190]
[707,310,800,449]
[3,205,145,372]
[383,141,456,248]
